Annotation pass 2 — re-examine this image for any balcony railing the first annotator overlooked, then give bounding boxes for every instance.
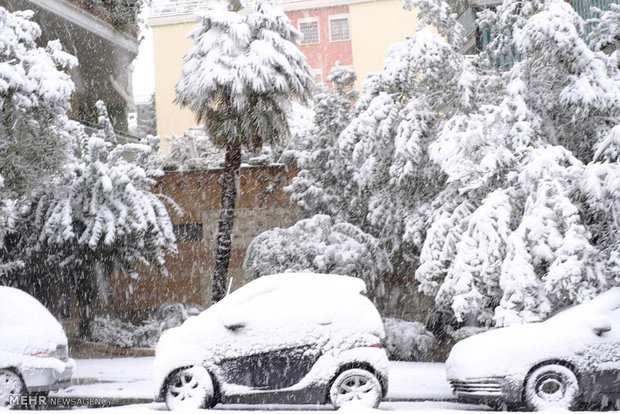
[151,0,298,17]
[151,0,210,17]
[66,0,140,36]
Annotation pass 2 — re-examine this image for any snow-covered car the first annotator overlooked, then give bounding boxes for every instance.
[0,286,75,408]
[153,273,389,410]
[446,287,620,410]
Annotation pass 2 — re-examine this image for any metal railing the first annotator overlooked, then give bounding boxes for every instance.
[151,0,210,17]
[150,0,299,17]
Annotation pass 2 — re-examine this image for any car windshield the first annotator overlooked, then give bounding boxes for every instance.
[546,287,620,323]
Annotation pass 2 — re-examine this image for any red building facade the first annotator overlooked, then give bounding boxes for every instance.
[286,6,354,83]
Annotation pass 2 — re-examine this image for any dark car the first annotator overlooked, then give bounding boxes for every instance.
[446,287,620,410]
[152,273,389,410]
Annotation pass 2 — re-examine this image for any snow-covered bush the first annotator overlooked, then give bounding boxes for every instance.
[449,326,489,342]
[91,316,140,348]
[91,303,204,348]
[382,318,436,361]
[244,214,392,301]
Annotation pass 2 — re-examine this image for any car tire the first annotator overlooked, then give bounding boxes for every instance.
[0,369,26,409]
[524,364,579,411]
[328,368,382,409]
[165,366,215,410]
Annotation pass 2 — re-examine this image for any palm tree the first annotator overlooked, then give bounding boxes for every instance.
[175,0,314,302]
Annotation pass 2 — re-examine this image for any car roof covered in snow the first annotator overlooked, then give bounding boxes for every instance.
[221,273,367,308]
[547,286,620,323]
[0,286,67,356]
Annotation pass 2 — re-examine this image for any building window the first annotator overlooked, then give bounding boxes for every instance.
[173,223,203,242]
[299,19,319,45]
[313,69,323,83]
[329,15,349,42]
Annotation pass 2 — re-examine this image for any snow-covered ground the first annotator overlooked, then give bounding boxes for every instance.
[23,357,579,413]
[44,357,490,412]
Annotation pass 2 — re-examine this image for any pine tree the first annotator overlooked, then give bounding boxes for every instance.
[286,63,361,221]
[175,0,314,303]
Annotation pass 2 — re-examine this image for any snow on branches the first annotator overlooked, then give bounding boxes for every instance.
[37,102,177,273]
[175,0,314,147]
[286,0,620,329]
[0,7,77,200]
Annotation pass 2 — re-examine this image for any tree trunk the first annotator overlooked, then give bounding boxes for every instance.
[74,267,96,339]
[212,141,242,303]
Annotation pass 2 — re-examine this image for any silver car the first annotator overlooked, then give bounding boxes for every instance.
[0,286,75,408]
[446,287,620,410]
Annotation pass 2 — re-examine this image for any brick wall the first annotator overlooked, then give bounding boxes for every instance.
[108,165,305,312]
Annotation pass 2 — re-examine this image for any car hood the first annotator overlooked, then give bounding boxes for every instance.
[446,319,593,380]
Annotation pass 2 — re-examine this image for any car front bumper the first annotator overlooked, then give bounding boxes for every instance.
[22,358,75,392]
[449,376,523,407]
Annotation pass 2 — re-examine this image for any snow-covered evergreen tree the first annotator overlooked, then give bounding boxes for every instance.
[283,0,620,330]
[285,63,360,221]
[10,103,177,337]
[412,0,620,327]
[587,3,620,54]
[176,0,314,302]
[0,7,77,275]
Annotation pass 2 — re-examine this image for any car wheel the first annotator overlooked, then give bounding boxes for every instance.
[0,369,26,409]
[165,366,214,410]
[329,368,382,409]
[524,364,579,410]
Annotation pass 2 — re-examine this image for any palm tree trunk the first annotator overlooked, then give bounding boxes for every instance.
[212,141,242,303]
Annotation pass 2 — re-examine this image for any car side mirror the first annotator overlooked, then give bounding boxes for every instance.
[221,311,246,331]
[224,321,246,331]
[590,315,612,336]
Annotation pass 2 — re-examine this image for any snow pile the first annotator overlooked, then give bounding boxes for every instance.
[382,318,435,361]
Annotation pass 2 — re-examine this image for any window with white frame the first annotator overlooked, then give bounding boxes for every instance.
[299,18,320,45]
[313,69,323,83]
[329,15,349,42]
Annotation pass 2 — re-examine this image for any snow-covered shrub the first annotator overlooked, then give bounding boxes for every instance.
[91,303,204,348]
[91,316,139,348]
[449,326,489,342]
[382,318,436,361]
[244,214,392,300]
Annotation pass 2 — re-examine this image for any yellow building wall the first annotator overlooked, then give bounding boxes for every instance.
[151,1,421,144]
[151,19,200,144]
[349,0,419,91]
